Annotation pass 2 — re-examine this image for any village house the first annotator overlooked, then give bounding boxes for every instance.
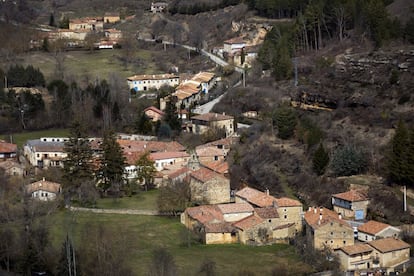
[104,28,122,40]
[202,160,229,176]
[190,72,216,94]
[336,238,410,275]
[195,146,226,163]
[304,206,354,250]
[26,178,61,201]
[0,141,17,160]
[144,106,164,122]
[150,151,190,171]
[0,160,25,177]
[103,12,120,23]
[151,2,168,13]
[189,112,235,137]
[235,187,303,233]
[69,17,104,31]
[24,138,67,168]
[368,238,410,275]
[231,45,259,67]
[336,243,375,274]
[332,189,370,220]
[223,37,246,54]
[47,29,89,43]
[357,220,401,242]
[188,166,230,204]
[181,190,298,245]
[127,73,179,92]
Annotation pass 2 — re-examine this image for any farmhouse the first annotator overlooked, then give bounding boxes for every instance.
[26,178,61,201]
[24,138,67,168]
[188,167,230,204]
[0,141,17,160]
[103,12,120,23]
[144,106,164,122]
[189,113,235,137]
[223,37,246,53]
[127,73,179,92]
[357,220,401,242]
[0,160,25,176]
[304,206,354,250]
[69,17,104,31]
[332,189,369,220]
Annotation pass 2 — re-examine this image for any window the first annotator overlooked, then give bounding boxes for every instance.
[330,232,333,236]
[268,219,272,223]
[343,241,346,245]
[214,156,218,161]
[284,215,287,219]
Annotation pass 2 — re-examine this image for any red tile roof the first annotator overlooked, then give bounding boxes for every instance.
[150,151,189,160]
[186,205,223,224]
[144,106,165,116]
[275,197,302,207]
[333,190,369,202]
[368,238,410,253]
[196,146,225,158]
[304,207,351,230]
[26,179,61,194]
[202,160,229,174]
[192,113,234,122]
[339,244,373,256]
[118,140,185,153]
[165,166,190,180]
[217,203,254,214]
[254,207,279,219]
[190,167,227,183]
[235,187,277,208]
[0,142,17,153]
[233,215,264,231]
[358,220,399,236]
[204,222,235,233]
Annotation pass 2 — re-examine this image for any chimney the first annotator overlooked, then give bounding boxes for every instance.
[42,177,45,181]
[319,213,323,221]
[223,112,225,115]
[265,189,269,196]
[339,213,342,220]
[308,206,312,212]
[314,207,317,214]
[319,207,323,213]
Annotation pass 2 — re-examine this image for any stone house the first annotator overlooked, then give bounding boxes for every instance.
[332,189,369,220]
[357,220,401,242]
[0,160,25,177]
[190,113,235,137]
[368,238,410,275]
[202,160,229,176]
[336,243,374,273]
[190,72,216,94]
[144,106,164,122]
[188,167,230,204]
[304,207,354,250]
[103,12,120,23]
[24,138,68,169]
[274,197,303,233]
[195,146,226,163]
[26,178,61,201]
[69,17,104,31]
[127,73,179,92]
[0,141,17,160]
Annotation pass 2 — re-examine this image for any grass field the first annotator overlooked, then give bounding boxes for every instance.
[10,49,157,82]
[50,211,312,275]
[95,189,159,210]
[3,128,69,148]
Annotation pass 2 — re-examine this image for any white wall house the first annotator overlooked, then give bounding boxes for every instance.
[223,37,246,53]
[150,151,190,171]
[24,138,68,168]
[26,178,61,201]
[127,74,179,92]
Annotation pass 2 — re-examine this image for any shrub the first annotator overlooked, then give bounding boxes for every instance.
[331,144,369,176]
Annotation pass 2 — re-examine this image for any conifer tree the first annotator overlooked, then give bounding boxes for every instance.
[273,105,297,139]
[98,131,126,195]
[63,121,94,200]
[387,120,414,186]
[313,143,330,176]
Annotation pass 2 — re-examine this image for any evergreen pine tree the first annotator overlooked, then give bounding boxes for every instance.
[49,13,55,27]
[98,131,126,196]
[164,97,181,133]
[312,143,330,175]
[273,105,297,139]
[387,120,412,186]
[63,121,94,201]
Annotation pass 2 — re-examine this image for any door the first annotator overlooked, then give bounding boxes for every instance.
[355,209,364,220]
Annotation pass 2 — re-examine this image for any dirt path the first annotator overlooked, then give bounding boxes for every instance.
[69,206,161,216]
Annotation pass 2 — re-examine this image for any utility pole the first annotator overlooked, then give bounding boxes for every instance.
[243,68,246,88]
[404,185,407,212]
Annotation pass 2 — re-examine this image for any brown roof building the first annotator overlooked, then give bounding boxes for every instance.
[26,178,61,201]
[332,189,370,220]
